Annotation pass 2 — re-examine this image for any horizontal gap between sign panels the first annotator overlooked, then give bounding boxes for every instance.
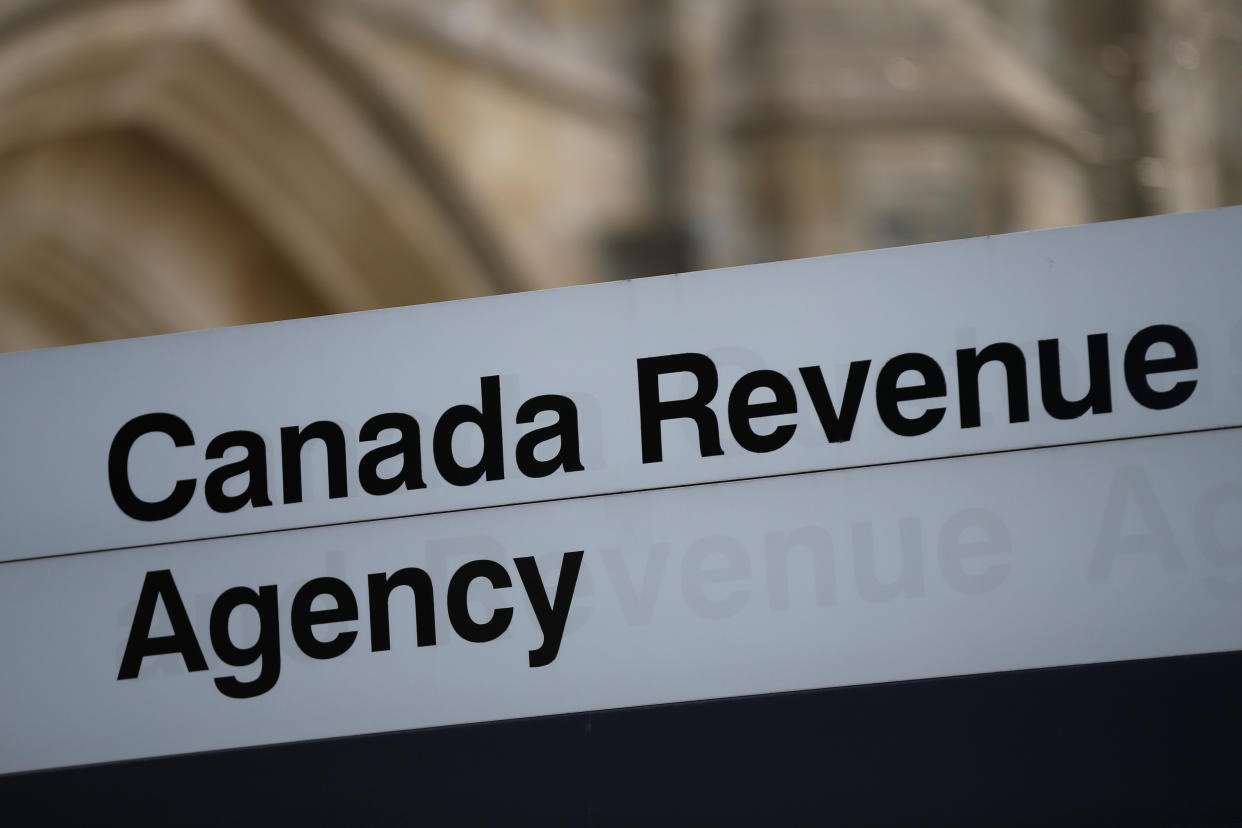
[6,422,1241,567]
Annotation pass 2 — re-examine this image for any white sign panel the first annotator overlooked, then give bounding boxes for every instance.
[1,208,1240,774]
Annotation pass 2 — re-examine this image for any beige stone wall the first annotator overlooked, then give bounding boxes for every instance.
[322,9,648,291]
[0,0,537,350]
[0,0,1237,353]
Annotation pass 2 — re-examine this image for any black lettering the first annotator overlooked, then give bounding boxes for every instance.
[280,421,348,504]
[117,569,208,680]
[291,577,358,660]
[368,568,437,651]
[727,370,797,453]
[447,560,513,643]
[433,376,505,486]
[209,585,281,699]
[108,413,195,521]
[1038,333,1113,419]
[359,413,425,496]
[956,342,1030,428]
[1125,324,1198,410]
[637,353,724,463]
[514,551,584,668]
[515,395,584,478]
[875,353,947,437]
[799,361,871,443]
[204,430,272,513]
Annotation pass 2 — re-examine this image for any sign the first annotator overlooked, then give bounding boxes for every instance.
[2,207,1240,774]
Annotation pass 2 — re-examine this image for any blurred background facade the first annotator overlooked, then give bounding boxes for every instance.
[0,0,1238,352]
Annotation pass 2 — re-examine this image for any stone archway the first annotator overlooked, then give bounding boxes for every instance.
[0,0,518,350]
[0,127,324,349]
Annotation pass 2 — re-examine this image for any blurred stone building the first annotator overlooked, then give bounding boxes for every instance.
[0,0,1238,351]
